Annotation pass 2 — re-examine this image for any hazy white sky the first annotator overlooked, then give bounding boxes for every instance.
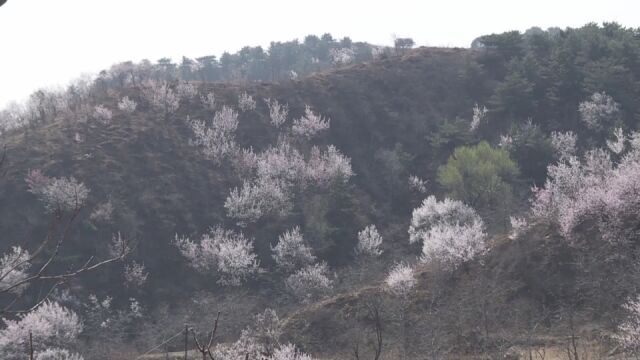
[0,0,638,108]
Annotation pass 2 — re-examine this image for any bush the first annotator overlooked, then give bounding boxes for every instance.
[437,141,518,210]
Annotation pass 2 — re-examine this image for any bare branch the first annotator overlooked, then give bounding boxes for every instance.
[206,311,221,350]
[2,281,62,314]
[0,209,83,294]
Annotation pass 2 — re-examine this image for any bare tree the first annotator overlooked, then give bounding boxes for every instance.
[190,311,220,360]
[394,38,415,53]
[353,298,384,360]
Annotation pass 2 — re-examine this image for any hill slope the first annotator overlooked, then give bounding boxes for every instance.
[2,23,640,359]
[0,47,485,294]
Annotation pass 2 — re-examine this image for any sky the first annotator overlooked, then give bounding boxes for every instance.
[0,0,638,108]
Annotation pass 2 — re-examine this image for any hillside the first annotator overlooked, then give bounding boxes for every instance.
[1,24,640,359]
[0,47,482,295]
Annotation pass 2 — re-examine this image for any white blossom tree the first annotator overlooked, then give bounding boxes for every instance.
[355,225,383,257]
[264,99,288,127]
[224,178,292,227]
[73,132,84,144]
[174,227,259,286]
[329,47,355,65]
[256,142,306,185]
[26,170,89,213]
[607,127,626,154]
[408,175,428,194]
[384,263,416,298]
[188,100,354,230]
[615,296,640,354]
[551,131,577,160]
[117,96,137,113]
[175,81,198,99]
[83,294,113,331]
[189,105,239,164]
[231,147,259,179]
[212,330,261,360]
[89,200,114,224]
[629,131,640,151]
[123,261,148,287]
[80,294,143,356]
[371,46,386,60]
[269,343,316,360]
[509,216,528,240]
[35,348,84,360]
[143,80,179,118]
[243,308,282,357]
[409,196,487,267]
[0,302,82,359]
[384,262,415,359]
[271,227,316,272]
[0,102,28,134]
[578,91,620,132]
[305,145,354,187]
[186,96,356,228]
[285,263,333,303]
[109,232,131,260]
[470,103,488,132]
[291,105,330,139]
[238,92,256,112]
[93,105,112,123]
[213,325,314,360]
[498,134,513,149]
[419,221,486,265]
[584,148,614,178]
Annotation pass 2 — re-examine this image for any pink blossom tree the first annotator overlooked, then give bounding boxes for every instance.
[531,137,640,244]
